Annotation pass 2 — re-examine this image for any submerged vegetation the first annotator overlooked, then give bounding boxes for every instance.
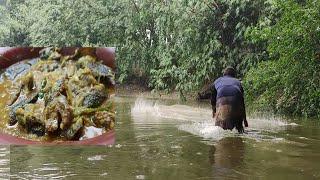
[0,0,319,118]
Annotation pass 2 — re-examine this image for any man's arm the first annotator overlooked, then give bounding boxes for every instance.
[198,84,217,117]
[210,89,217,115]
[240,85,248,127]
[198,84,215,100]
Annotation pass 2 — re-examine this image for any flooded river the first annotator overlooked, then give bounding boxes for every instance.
[0,96,320,179]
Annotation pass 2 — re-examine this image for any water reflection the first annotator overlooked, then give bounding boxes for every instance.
[209,137,246,178]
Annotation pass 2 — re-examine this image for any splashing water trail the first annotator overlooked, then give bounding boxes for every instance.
[131,97,212,125]
[131,97,298,142]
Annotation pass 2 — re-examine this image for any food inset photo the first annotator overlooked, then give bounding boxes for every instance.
[0,47,115,143]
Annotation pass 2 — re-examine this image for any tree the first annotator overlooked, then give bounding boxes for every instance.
[244,0,320,117]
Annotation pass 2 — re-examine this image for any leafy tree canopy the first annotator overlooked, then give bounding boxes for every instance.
[0,0,319,117]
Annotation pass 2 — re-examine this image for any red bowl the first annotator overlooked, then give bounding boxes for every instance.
[0,47,116,145]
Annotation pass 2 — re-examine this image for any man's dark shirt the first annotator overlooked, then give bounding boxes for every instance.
[214,75,243,99]
[198,75,244,112]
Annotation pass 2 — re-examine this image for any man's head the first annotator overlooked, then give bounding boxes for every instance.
[223,66,236,77]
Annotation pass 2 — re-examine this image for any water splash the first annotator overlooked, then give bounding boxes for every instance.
[131,97,298,141]
[248,117,298,132]
[131,97,211,122]
[178,121,228,141]
[131,97,160,116]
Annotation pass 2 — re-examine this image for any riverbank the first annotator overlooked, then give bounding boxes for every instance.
[116,84,184,100]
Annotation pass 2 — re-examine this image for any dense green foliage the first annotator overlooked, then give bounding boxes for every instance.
[0,0,319,117]
[244,0,320,117]
[0,0,126,46]
[147,0,271,95]
[0,0,270,87]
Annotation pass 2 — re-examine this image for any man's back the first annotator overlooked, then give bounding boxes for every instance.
[197,67,247,133]
[214,75,243,99]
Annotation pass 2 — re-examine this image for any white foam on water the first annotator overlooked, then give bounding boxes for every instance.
[178,118,298,142]
[100,172,108,176]
[36,167,60,171]
[136,175,145,180]
[87,155,106,161]
[170,145,182,149]
[248,117,298,132]
[178,121,228,141]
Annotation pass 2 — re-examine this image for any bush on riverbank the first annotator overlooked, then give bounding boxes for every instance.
[243,0,320,117]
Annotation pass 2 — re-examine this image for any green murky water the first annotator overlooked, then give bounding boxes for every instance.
[0,96,320,179]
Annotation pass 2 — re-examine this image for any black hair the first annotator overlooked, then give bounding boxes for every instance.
[223,66,236,77]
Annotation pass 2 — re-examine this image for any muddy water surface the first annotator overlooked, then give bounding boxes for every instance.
[0,96,320,179]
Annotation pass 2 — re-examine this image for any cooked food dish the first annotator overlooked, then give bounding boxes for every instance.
[0,48,115,141]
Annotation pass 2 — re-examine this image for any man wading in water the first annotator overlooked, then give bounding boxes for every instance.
[197,67,248,133]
